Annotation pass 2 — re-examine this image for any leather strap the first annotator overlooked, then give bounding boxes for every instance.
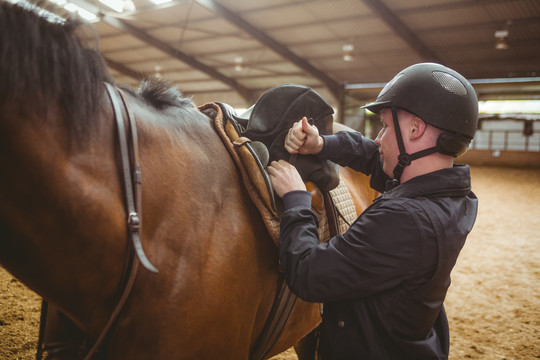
[251,190,341,360]
[323,191,340,238]
[106,83,157,273]
[250,280,298,360]
[81,83,156,360]
[35,301,48,360]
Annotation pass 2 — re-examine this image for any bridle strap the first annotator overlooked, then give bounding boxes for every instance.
[83,251,139,360]
[106,83,157,273]
[82,83,157,360]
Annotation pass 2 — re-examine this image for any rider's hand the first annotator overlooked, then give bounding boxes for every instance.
[267,160,306,198]
[284,117,324,155]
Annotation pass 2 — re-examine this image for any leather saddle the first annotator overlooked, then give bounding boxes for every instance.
[216,84,340,213]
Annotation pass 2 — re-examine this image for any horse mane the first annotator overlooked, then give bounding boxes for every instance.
[0,0,112,138]
[0,1,196,141]
[134,77,195,110]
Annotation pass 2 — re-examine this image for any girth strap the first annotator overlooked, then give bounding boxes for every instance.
[250,280,298,360]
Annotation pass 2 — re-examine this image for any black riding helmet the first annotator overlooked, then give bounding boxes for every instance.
[363,62,479,184]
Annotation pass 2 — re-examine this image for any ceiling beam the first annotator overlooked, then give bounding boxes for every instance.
[99,13,255,103]
[363,0,442,64]
[195,0,344,102]
[345,77,540,102]
[71,0,255,102]
[105,57,146,81]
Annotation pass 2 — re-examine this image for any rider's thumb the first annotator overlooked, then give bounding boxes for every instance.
[302,117,317,136]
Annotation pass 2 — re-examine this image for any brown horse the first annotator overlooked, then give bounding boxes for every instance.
[0,2,378,359]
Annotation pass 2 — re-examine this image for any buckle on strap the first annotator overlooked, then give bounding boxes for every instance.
[127,213,140,231]
[392,153,412,182]
[397,153,412,166]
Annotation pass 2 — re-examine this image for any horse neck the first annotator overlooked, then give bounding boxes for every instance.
[0,96,128,333]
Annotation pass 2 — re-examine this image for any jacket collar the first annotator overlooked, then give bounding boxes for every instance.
[382,164,472,200]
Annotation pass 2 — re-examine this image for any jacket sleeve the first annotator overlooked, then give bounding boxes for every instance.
[279,195,422,303]
[318,131,390,192]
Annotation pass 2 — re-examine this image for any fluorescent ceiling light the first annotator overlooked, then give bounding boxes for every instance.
[48,0,67,5]
[342,44,354,62]
[47,0,98,22]
[149,0,174,5]
[98,0,124,12]
[64,2,98,21]
[13,0,66,23]
[9,0,97,22]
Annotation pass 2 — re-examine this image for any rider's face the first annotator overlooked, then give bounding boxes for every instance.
[374,109,400,178]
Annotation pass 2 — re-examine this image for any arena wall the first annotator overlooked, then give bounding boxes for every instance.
[457,149,540,168]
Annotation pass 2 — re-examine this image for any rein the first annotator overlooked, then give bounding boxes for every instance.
[105,83,158,274]
[82,84,158,359]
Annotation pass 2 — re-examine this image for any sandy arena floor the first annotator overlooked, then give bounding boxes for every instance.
[1,166,539,359]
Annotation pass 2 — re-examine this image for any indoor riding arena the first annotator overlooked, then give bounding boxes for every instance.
[2,164,539,359]
[1,0,540,359]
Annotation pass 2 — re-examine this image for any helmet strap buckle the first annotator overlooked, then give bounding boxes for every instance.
[392,153,411,183]
[390,106,410,184]
[390,107,440,185]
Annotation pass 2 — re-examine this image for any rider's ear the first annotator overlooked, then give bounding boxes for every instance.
[409,117,426,140]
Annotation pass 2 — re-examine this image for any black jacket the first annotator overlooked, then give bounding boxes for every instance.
[279,131,478,360]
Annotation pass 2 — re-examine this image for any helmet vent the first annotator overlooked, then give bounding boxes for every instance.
[379,73,404,98]
[432,71,468,96]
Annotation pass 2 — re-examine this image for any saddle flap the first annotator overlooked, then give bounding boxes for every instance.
[233,136,277,214]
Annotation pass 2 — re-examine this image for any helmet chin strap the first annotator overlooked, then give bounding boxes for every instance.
[390,107,438,185]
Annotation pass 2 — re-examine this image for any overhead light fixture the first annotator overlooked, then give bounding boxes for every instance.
[494,28,509,50]
[495,37,508,50]
[98,0,123,12]
[150,0,174,4]
[98,0,136,13]
[234,57,243,72]
[342,44,354,61]
[123,0,136,12]
[48,0,98,22]
[154,65,162,78]
[64,2,98,21]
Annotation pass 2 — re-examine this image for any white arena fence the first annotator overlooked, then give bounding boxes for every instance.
[471,114,540,152]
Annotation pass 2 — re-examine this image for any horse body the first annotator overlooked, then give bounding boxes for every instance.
[0,51,314,360]
[0,2,377,359]
[105,97,307,358]
[0,81,319,358]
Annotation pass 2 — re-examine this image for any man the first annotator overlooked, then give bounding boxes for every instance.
[267,63,479,359]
